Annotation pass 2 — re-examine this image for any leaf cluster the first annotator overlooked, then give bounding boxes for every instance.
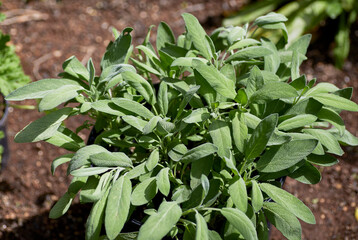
[223,0,358,68]
[6,12,358,240]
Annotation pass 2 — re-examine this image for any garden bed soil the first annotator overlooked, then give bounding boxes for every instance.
[0,0,357,239]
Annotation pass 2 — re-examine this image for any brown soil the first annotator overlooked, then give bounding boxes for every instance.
[0,0,357,239]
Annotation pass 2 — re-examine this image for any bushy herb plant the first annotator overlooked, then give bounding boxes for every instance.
[6,12,358,240]
[223,0,358,68]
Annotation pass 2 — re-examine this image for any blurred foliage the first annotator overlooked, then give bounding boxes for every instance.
[0,2,30,96]
[223,0,358,69]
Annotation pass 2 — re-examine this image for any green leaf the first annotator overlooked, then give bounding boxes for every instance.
[168,144,188,162]
[49,192,73,219]
[277,114,317,131]
[246,66,264,99]
[46,126,85,152]
[253,12,287,26]
[250,82,298,104]
[285,98,322,116]
[260,183,315,224]
[331,129,358,146]
[67,176,88,195]
[143,116,162,135]
[71,167,110,177]
[316,107,345,135]
[304,82,339,97]
[101,27,132,69]
[6,78,83,101]
[228,38,260,51]
[195,211,209,240]
[113,98,154,119]
[182,13,213,60]
[190,156,213,189]
[221,208,258,240]
[67,145,108,174]
[122,116,148,132]
[105,176,132,240]
[228,177,247,212]
[231,111,248,154]
[14,108,73,143]
[51,153,73,175]
[303,129,344,156]
[251,180,263,213]
[157,81,169,116]
[126,162,147,179]
[181,143,217,164]
[138,201,182,240]
[289,161,321,184]
[99,64,135,83]
[306,154,338,166]
[121,71,156,106]
[156,167,170,196]
[90,151,132,168]
[209,120,232,158]
[171,57,208,67]
[183,108,210,123]
[86,187,110,240]
[131,177,157,206]
[91,100,131,116]
[62,56,89,80]
[193,60,236,99]
[225,46,273,63]
[257,139,318,172]
[263,202,301,240]
[313,93,358,112]
[146,149,159,171]
[156,21,175,51]
[245,114,278,160]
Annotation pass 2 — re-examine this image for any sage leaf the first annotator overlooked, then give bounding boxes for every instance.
[131,177,157,206]
[263,202,301,240]
[193,60,236,99]
[146,148,159,171]
[105,176,132,240]
[253,12,288,26]
[250,82,298,104]
[51,153,73,175]
[71,167,110,177]
[278,114,317,131]
[62,56,89,80]
[121,71,156,106]
[316,107,345,135]
[67,145,108,174]
[289,161,321,184]
[195,211,209,240]
[251,180,263,213]
[15,107,73,143]
[49,192,73,219]
[157,81,169,116]
[92,100,131,116]
[156,167,170,196]
[143,116,161,135]
[260,183,315,224]
[156,21,175,51]
[122,116,148,132]
[181,143,217,164]
[232,111,248,154]
[313,93,358,111]
[245,114,278,160]
[90,151,132,168]
[183,108,210,123]
[182,13,213,60]
[303,129,344,156]
[86,187,110,240]
[137,201,182,240]
[257,139,318,172]
[39,85,83,111]
[101,27,132,69]
[6,78,83,101]
[306,154,338,167]
[221,208,258,240]
[228,177,247,212]
[225,46,273,63]
[209,120,232,158]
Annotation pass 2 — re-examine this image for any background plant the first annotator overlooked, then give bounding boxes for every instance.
[223,0,358,69]
[0,4,30,96]
[6,12,358,240]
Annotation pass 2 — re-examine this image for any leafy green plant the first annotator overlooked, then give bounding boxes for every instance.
[223,0,358,68]
[6,12,358,240]
[0,6,30,96]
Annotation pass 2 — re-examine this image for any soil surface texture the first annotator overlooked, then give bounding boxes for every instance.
[0,0,357,239]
